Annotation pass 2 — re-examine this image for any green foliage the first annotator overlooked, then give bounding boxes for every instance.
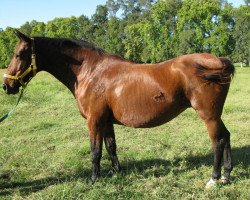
[0,28,17,68]
[106,0,156,18]
[106,17,126,56]
[124,23,146,62]
[76,15,94,41]
[46,17,82,39]
[124,0,182,62]
[208,3,235,56]
[231,5,250,62]
[176,0,235,56]
[31,22,46,37]
[92,5,109,48]
[0,0,249,67]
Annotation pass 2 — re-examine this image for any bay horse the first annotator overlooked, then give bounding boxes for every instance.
[3,31,234,187]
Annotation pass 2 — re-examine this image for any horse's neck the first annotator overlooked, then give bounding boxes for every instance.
[37,43,104,95]
[38,49,78,95]
[46,63,77,93]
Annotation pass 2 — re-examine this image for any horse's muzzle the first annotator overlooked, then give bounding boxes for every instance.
[2,83,19,94]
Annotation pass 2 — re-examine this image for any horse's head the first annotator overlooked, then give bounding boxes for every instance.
[3,30,37,94]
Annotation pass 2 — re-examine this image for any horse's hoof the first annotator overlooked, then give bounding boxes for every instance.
[86,178,94,186]
[221,176,230,185]
[205,178,219,189]
[91,176,97,184]
[113,165,122,173]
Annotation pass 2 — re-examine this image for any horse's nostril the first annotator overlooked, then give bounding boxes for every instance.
[3,84,7,92]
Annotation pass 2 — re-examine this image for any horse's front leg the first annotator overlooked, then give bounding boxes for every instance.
[87,117,104,183]
[103,122,121,172]
[205,119,233,188]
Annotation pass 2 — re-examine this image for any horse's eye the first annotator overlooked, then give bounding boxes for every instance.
[15,52,25,60]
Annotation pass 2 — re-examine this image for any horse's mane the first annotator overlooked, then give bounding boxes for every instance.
[35,37,105,54]
[34,37,125,61]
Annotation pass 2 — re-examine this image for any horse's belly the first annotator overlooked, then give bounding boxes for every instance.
[108,72,188,128]
[112,98,187,128]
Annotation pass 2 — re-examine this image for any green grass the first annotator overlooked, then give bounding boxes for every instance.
[0,68,249,199]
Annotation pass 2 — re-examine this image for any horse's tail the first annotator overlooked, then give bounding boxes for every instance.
[195,57,235,84]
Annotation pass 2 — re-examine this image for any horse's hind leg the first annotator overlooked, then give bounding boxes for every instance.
[221,122,233,184]
[103,122,121,172]
[204,119,233,187]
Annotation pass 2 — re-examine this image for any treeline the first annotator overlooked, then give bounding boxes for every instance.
[0,0,249,68]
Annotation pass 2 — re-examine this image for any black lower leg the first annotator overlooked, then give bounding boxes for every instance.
[104,126,121,172]
[222,124,233,181]
[105,138,121,172]
[212,140,224,180]
[223,142,233,181]
[91,148,102,182]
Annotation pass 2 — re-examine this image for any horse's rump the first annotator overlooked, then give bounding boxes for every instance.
[192,56,235,84]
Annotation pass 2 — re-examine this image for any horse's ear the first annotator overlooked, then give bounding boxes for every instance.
[14,30,31,43]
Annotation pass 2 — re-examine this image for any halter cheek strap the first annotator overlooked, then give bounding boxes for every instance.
[3,38,37,89]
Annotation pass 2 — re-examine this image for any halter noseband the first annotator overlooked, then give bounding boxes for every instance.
[3,38,37,89]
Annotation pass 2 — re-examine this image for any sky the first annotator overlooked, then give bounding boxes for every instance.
[0,0,246,30]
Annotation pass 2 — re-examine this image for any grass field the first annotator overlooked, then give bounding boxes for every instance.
[0,68,249,199]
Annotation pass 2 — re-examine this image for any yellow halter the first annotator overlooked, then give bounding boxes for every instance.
[3,38,37,89]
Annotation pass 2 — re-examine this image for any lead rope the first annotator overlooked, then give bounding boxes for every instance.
[0,88,24,123]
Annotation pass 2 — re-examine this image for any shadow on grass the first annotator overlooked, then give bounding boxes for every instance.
[0,169,92,197]
[0,145,249,197]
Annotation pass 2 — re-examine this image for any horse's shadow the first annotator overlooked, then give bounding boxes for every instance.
[0,145,249,196]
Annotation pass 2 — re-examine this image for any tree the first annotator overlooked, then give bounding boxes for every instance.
[19,21,33,36]
[46,19,60,38]
[124,23,145,62]
[0,28,17,68]
[45,17,80,39]
[177,0,221,54]
[106,0,156,23]
[207,3,235,56]
[176,0,235,57]
[91,5,109,48]
[76,15,93,42]
[106,17,126,56]
[31,22,46,37]
[106,0,120,17]
[231,5,250,64]
[60,17,80,39]
[149,0,182,59]
[124,0,182,62]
